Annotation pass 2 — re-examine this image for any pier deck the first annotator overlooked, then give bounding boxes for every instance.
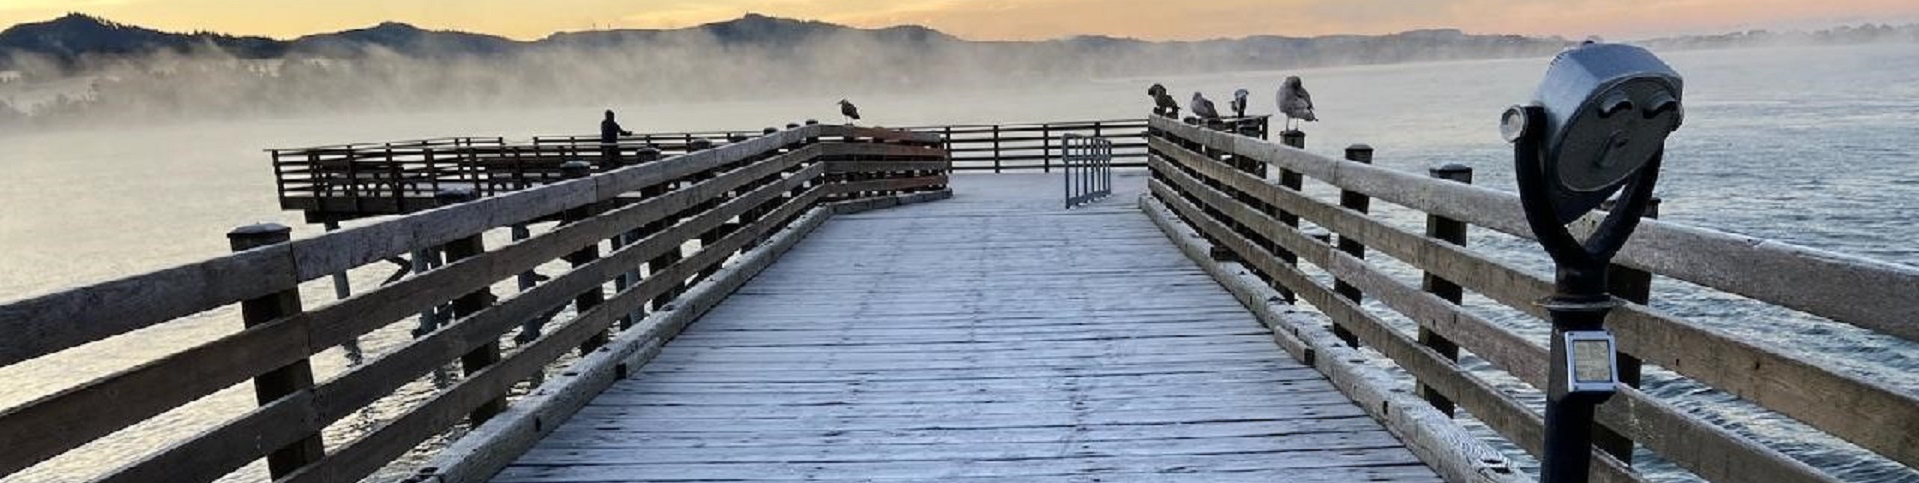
[491,174,1441,483]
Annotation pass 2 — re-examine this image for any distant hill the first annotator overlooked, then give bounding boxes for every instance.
[288,21,518,58]
[0,13,283,65]
[6,12,1910,75]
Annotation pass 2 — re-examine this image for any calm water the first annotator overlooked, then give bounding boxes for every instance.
[2,43,1916,482]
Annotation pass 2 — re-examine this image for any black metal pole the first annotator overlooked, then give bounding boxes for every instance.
[1511,105,1663,483]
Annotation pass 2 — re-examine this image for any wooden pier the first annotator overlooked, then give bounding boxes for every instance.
[489,174,1440,482]
[3,116,1917,483]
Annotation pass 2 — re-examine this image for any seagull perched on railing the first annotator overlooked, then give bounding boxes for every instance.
[1277,76,1317,131]
[1148,83,1179,117]
[1191,92,1221,120]
[839,99,861,124]
[1230,89,1249,118]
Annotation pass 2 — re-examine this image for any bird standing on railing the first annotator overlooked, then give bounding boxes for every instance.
[1148,83,1172,117]
[1191,92,1221,120]
[839,99,862,124]
[1153,91,1181,118]
[1277,76,1317,131]
[1230,89,1249,118]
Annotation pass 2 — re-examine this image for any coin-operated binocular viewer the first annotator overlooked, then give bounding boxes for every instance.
[1500,42,1682,483]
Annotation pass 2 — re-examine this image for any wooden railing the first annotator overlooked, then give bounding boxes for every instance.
[270,135,742,223]
[0,125,950,483]
[1143,115,1919,483]
[269,118,1268,223]
[900,117,1263,172]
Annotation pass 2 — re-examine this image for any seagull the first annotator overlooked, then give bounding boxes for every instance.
[1191,92,1220,120]
[1230,89,1249,118]
[1277,76,1317,131]
[839,99,861,124]
[1148,83,1179,117]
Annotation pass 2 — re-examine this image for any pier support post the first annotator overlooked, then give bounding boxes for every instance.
[1420,164,1473,416]
[409,243,446,337]
[436,189,506,423]
[320,221,365,365]
[560,161,609,353]
[227,224,324,478]
[1593,197,1659,464]
[1331,144,1373,348]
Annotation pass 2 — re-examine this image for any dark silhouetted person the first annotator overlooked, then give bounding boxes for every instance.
[601,109,633,167]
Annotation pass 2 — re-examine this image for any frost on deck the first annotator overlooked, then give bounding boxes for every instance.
[492,173,1441,482]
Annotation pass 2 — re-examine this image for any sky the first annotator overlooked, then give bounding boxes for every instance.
[1,0,1917,41]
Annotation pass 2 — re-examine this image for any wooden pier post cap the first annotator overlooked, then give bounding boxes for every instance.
[635,147,663,163]
[785,122,801,129]
[227,223,292,250]
[763,127,779,135]
[804,119,820,126]
[561,160,593,178]
[1430,163,1472,177]
[688,139,714,151]
[1280,129,1306,147]
[1344,144,1374,163]
[435,187,479,204]
[728,133,750,144]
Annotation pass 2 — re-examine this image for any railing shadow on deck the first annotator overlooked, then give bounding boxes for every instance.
[0,124,952,483]
[1142,115,1919,483]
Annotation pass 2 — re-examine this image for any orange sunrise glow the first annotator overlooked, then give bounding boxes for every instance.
[3,0,1916,40]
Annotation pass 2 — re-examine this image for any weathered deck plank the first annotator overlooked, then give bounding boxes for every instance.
[493,174,1441,483]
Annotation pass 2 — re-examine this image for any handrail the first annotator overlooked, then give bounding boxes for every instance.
[1145,115,1919,482]
[0,124,950,483]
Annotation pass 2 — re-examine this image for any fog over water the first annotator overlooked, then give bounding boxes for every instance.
[1,42,1916,482]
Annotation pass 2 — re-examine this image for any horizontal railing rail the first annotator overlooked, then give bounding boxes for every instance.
[903,118,1174,173]
[1144,115,1919,483]
[0,124,949,483]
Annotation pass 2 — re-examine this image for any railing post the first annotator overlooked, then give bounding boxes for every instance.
[1043,124,1053,173]
[226,224,323,479]
[1270,131,1306,303]
[689,138,727,283]
[636,148,682,317]
[560,161,609,353]
[1331,144,1373,348]
[1594,197,1660,464]
[1062,136,1073,209]
[435,189,506,423]
[992,124,1003,173]
[601,151,643,330]
[1420,164,1472,416]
